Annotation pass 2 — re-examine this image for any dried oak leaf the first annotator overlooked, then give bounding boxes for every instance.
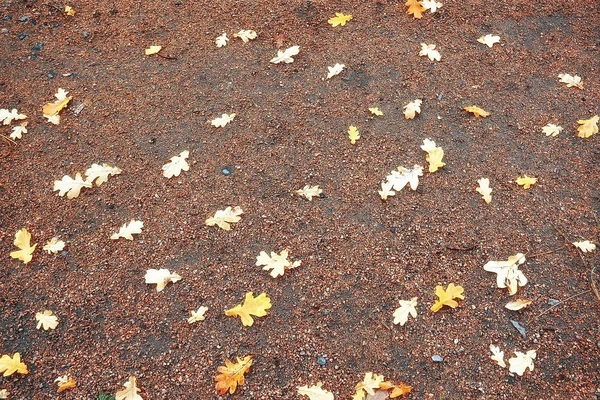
[10,122,27,140]
[64,5,75,16]
[542,123,562,137]
[403,99,422,119]
[270,46,300,64]
[256,250,301,278]
[573,240,596,252]
[234,30,257,42]
[215,33,229,47]
[348,125,360,144]
[55,375,76,393]
[354,372,385,400]
[505,299,532,311]
[0,389,7,399]
[420,138,445,172]
[558,73,583,89]
[476,177,492,204]
[368,107,384,116]
[515,175,537,189]
[483,253,527,295]
[379,165,423,200]
[430,283,464,312]
[392,297,418,326]
[0,108,27,125]
[405,0,425,18]
[464,105,490,117]
[43,88,71,124]
[421,0,442,13]
[162,150,189,178]
[379,381,413,398]
[508,350,536,376]
[85,163,122,186]
[577,115,598,138]
[477,34,500,47]
[210,113,236,127]
[327,12,353,27]
[188,306,208,323]
[297,382,334,400]
[144,268,181,292]
[296,185,322,201]
[205,206,243,230]
[418,43,440,61]
[326,63,345,79]
[215,355,253,395]
[0,353,28,377]
[115,376,143,400]
[10,228,37,264]
[53,173,92,199]
[144,45,161,55]
[35,310,58,330]
[225,292,271,326]
[111,220,143,240]
[489,344,506,368]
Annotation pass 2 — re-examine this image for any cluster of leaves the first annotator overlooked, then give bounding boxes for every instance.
[54,163,122,199]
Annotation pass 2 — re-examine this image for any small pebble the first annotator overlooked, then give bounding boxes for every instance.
[221,166,232,176]
[18,16,30,22]
[2,16,12,21]
[1,28,8,35]
[18,33,27,40]
[31,42,43,51]
[432,355,443,362]
[317,357,326,366]
[47,72,56,78]
[548,298,560,306]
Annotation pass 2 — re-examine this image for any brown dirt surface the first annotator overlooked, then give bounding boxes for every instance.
[1,0,599,399]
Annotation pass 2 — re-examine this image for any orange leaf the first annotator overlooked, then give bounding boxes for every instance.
[405,0,425,19]
[390,382,413,398]
[464,105,490,118]
[215,355,253,394]
[430,283,464,312]
[42,96,71,116]
[56,376,77,393]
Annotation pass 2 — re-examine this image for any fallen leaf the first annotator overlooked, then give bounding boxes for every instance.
[405,0,426,18]
[10,122,27,140]
[576,115,598,138]
[210,113,236,127]
[296,185,322,201]
[111,220,143,240]
[430,283,464,312]
[144,268,182,292]
[508,350,536,376]
[0,353,28,377]
[477,34,500,47]
[115,376,143,400]
[366,390,389,400]
[85,163,122,186]
[392,297,418,326]
[297,382,334,400]
[43,238,64,254]
[328,12,353,27]
[215,355,252,395]
[354,372,385,399]
[378,181,395,200]
[464,105,490,117]
[489,344,506,368]
[270,45,300,64]
[326,63,345,79]
[573,240,596,252]
[215,32,229,47]
[368,107,384,116]
[558,73,583,89]
[225,292,272,326]
[0,389,7,399]
[162,150,190,178]
[403,99,422,119]
[64,5,75,16]
[515,175,537,189]
[379,381,413,398]
[380,165,423,198]
[35,310,58,330]
[0,108,26,125]
[10,228,37,264]
[421,0,442,13]
[348,125,360,144]
[53,173,92,199]
[55,375,76,393]
[420,138,445,172]
[476,177,492,204]
[144,45,162,55]
[541,123,562,137]
[205,206,243,230]
[419,43,440,61]
[234,29,257,42]
[188,306,208,323]
[43,88,72,124]
[505,299,532,311]
[256,250,301,278]
[483,253,527,295]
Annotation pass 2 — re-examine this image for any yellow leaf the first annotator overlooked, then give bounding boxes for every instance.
[348,125,360,144]
[387,381,413,398]
[430,283,464,312]
[205,206,243,230]
[145,45,162,55]
[10,228,37,264]
[476,178,492,204]
[215,355,252,395]
[115,376,143,400]
[464,105,490,118]
[225,292,272,326]
[327,12,353,27]
[55,375,77,393]
[0,353,28,377]
[505,299,532,311]
[368,107,383,116]
[420,139,445,173]
[405,0,425,19]
[64,5,75,16]
[577,115,598,138]
[515,175,537,189]
[42,94,71,116]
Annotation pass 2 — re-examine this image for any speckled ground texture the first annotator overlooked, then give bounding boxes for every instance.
[1,0,599,399]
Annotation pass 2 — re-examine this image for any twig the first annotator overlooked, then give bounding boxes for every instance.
[445,244,477,251]
[157,53,178,60]
[0,134,16,144]
[527,248,563,259]
[535,290,591,318]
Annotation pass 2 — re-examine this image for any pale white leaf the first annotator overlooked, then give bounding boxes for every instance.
[505,299,532,311]
[53,173,92,199]
[378,180,396,200]
[489,344,506,368]
[205,206,243,230]
[0,389,8,399]
[111,220,143,240]
[483,253,528,295]
[210,113,236,128]
[419,43,440,61]
[508,350,536,376]
[403,99,422,119]
[234,29,257,42]
[558,73,583,89]
[43,237,65,254]
[188,306,208,323]
[45,113,61,125]
[10,122,27,139]
[385,165,423,192]
[215,32,229,47]
[35,310,59,330]
[477,34,501,48]
[326,63,345,79]
[256,250,301,278]
[573,240,596,252]
[115,376,143,400]
[296,185,322,201]
[162,150,190,178]
[355,372,385,396]
[297,382,334,400]
[476,178,492,204]
[541,123,562,137]
[85,163,122,186]
[392,297,418,326]
[270,45,300,64]
[421,0,443,12]
[144,268,182,292]
[0,108,27,125]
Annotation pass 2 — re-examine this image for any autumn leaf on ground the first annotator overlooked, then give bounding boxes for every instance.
[477,34,500,47]
[558,73,583,89]
[405,0,425,18]
[215,33,229,47]
[483,253,527,295]
[0,108,27,125]
[35,310,59,330]
[205,206,243,230]
[419,43,440,61]
[55,375,76,393]
[392,297,417,326]
[297,382,334,400]
[85,163,122,186]
[369,107,384,116]
[379,381,413,398]
[42,237,65,254]
[403,99,422,119]
[378,181,395,200]
[162,150,190,178]
[0,353,28,377]
[508,350,536,376]
[328,12,353,27]
[111,220,143,240]
[53,173,92,199]
[326,63,345,79]
[489,344,506,368]
[144,45,161,55]
[379,165,423,200]
[64,5,75,16]
[43,88,72,124]
[10,122,27,140]
[210,113,236,127]
[256,250,301,278]
[420,138,445,172]
[515,175,537,189]
[10,228,37,264]
[0,389,7,399]
[270,45,300,64]
[421,0,442,13]
[115,376,143,400]
[225,292,271,326]
[542,123,562,137]
[573,240,596,252]
[354,372,385,400]
[234,30,257,42]
[296,184,322,201]
[144,268,181,292]
[215,355,252,395]
[577,115,598,138]
[348,125,360,144]
[431,283,464,312]
[188,306,208,323]
[476,178,492,204]
[464,105,490,118]
[505,299,532,311]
